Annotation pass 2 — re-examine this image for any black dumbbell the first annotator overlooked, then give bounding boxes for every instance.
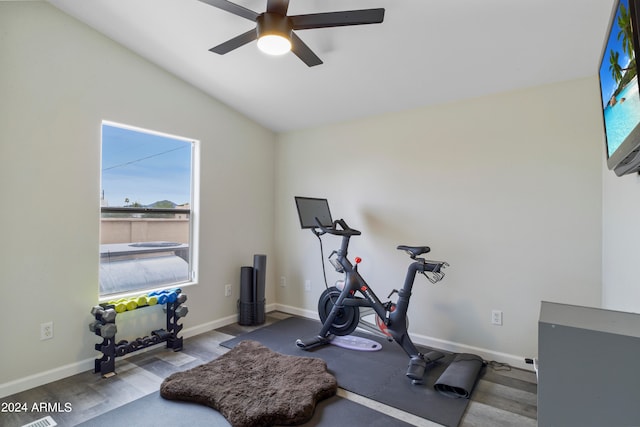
[152,329,170,341]
[116,343,128,356]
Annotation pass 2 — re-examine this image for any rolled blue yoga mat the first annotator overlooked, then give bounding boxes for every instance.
[434,353,484,398]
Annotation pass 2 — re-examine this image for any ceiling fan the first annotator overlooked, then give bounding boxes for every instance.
[198,0,385,67]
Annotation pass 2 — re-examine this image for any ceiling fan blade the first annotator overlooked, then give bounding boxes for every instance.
[209,28,257,55]
[290,8,384,30]
[266,0,289,16]
[290,32,322,67]
[198,0,259,21]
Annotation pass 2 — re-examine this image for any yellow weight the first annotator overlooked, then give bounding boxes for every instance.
[114,302,127,313]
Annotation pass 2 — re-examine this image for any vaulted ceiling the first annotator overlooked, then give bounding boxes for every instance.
[47,0,616,132]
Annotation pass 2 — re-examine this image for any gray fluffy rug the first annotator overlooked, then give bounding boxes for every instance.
[160,340,337,427]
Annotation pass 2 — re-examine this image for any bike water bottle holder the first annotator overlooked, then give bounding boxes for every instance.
[420,260,450,284]
[328,251,344,273]
[423,270,445,284]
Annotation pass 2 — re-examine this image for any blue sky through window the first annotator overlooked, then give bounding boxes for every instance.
[101,123,192,207]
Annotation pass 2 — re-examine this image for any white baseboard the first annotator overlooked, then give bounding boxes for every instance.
[180,313,238,338]
[0,358,95,399]
[273,303,318,320]
[273,304,531,371]
[179,302,278,338]
[409,332,530,371]
[0,302,529,399]
[0,305,276,400]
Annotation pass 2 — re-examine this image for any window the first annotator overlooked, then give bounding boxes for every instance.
[100,121,198,297]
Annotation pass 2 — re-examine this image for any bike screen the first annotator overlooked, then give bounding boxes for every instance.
[295,197,333,229]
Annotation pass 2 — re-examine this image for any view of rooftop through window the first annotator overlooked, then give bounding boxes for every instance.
[100,122,197,297]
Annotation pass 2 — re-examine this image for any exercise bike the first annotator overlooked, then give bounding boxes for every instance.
[294,197,449,384]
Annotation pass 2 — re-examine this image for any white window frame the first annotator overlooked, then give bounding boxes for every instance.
[99,120,200,299]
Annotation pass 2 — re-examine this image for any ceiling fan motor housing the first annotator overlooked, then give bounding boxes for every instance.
[257,13,293,40]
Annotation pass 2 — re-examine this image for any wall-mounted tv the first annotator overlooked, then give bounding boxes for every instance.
[599,0,640,176]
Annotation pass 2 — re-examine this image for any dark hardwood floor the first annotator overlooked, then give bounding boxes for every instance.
[1,312,536,427]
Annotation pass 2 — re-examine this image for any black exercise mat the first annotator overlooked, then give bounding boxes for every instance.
[221,317,470,427]
[77,390,414,427]
[434,353,484,398]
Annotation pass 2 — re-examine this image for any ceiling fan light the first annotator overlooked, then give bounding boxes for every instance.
[257,34,291,55]
[256,13,292,56]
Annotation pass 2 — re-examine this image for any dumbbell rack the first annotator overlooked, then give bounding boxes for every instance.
[91,292,187,377]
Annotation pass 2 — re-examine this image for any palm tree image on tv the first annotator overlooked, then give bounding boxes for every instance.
[601,0,640,156]
[608,2,636,105]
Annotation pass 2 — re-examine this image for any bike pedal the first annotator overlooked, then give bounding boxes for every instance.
[406,356,426,381]
[296,335,329,350]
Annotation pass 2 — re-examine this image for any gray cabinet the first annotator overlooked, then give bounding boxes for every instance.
[538,301,640,426]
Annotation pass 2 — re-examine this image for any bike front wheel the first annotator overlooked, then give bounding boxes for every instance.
[318,287,360,336]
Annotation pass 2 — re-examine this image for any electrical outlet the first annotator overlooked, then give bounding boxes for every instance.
[41,321,54,340]
[491,310,503,326]
[280,276,286,287]
[304,279,311,292]
[224,284,232,297]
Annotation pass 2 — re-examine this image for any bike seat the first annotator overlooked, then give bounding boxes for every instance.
[397,245,430,258]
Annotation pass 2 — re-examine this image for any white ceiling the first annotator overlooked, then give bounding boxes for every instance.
[47,0,615,132]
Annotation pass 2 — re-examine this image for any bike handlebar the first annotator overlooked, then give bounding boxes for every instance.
[314,217,361,237]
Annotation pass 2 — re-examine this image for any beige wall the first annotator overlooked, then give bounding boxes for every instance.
[0,0,613,397]
[275,77,603,367]
[0,2,275,394]
[602,158,640,313]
